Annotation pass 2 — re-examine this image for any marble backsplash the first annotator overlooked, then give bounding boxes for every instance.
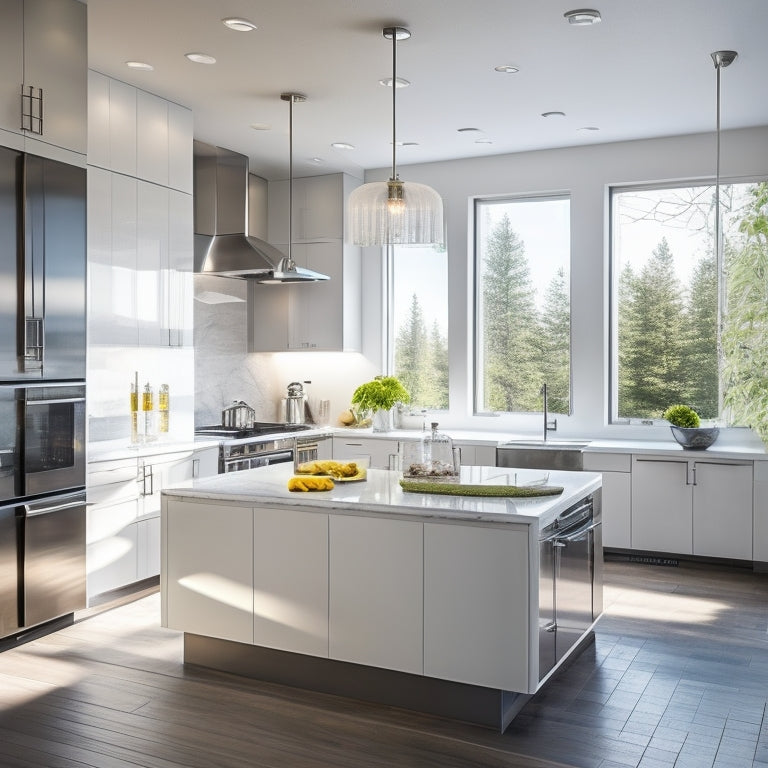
[194,274,377,428]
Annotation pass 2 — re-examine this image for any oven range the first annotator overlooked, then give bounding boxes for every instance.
[195,423,312,474]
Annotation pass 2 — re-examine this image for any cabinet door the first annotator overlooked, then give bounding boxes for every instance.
[631,458,692,554]
[287,241,342,350]
[108,79,138,176]
[329,515,422,674]
[333,437,399,469]
[168,102,193,193]
[86,501,139,599]
[136,181,169,346]
[23,0,87,155]
[192,446,220,479]
[600,472,632,549]
[136,91,169,186]
[137,516,161,580]
[139,450,194,518]
[294,175,343,240]
[168,190,193,347]
[109,173,139,345]
[693,462,752,560]
[0,0,23,138]
[87,70,110,169]
[253,507,328,657]
[164,499,254,644]
[424,523,531,691]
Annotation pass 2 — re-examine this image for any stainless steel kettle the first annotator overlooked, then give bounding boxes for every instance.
[221,400,256,429]
[283,382,306,425]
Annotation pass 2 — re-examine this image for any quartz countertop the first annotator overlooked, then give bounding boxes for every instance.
[163,464,602,529]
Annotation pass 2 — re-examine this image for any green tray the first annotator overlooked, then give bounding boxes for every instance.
[399,480,564,498]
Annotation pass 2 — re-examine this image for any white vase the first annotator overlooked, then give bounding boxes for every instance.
[372,408,393,433]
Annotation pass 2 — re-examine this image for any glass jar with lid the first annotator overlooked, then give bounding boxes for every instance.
[402,422,459,480]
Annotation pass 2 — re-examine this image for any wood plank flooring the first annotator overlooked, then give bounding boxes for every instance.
[0,558,766,768]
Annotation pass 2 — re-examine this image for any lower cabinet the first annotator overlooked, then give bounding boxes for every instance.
[631,456,753,559]
[253,507,328,657]
[424,523,531,691]
[332,436,400,469]
[329,515,423,674]
[164,499,254,644]
[582,452,632,549]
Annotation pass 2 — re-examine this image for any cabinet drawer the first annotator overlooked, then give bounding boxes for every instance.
[583,452,630,472]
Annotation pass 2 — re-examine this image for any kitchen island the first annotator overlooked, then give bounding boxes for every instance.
[161,464,602,731]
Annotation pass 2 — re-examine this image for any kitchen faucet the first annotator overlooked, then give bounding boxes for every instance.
[541,383,557,441]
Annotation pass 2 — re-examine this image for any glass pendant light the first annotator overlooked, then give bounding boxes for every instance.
[257,93,330,284]
[711,50,737,414]
[346,27,444,247]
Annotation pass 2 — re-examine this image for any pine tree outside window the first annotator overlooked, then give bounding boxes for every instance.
[474,196,571,415]
[390,244,449,410]
[611,181,768,436]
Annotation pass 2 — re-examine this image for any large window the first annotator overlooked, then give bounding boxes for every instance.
[612,181,768,432]
[475,196,571,415]
[390,244,449,410]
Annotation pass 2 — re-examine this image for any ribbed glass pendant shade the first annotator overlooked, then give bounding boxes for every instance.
[347,179,444,246]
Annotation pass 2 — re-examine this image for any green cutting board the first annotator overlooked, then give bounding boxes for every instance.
[399,480,564,498]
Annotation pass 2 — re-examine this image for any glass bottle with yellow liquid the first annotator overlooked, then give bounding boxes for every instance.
[158,384,169,434]
[143,383,156,441]
[130,381,139,444]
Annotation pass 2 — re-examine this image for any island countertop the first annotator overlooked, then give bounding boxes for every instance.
[163,463,602,529]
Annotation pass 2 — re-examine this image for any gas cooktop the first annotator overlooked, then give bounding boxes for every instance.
[195,422,312,440]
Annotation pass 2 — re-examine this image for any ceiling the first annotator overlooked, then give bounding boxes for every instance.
[86,0,768,181]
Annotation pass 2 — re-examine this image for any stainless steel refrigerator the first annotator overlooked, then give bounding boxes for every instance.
[0,145,87,643]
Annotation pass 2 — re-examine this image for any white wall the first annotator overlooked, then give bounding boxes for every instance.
[359,126,768,441]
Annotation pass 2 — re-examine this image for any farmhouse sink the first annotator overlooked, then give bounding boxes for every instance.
[497,440,589,471]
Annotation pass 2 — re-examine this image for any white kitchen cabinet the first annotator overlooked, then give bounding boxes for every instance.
[164,499,254,644]
[137,516,161,581]
[753,461,768,564]
[251,173,362,353]
[631,456,752,559]
[329,515,423,674]
[424,522,531,691]
[333,436,400,469]
[253,507,329,657]
[455,443,497,467]
[168,102,193,194]
[88,71,138,177]
[583,452,632,549]
[137,91,169,187]
[0,0,86,157]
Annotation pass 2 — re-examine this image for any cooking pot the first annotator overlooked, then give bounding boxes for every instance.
[222,400,256,429]
[282,382,307,425]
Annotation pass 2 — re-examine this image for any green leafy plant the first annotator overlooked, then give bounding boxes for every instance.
[351,376,410,413]
[662,404,701,428]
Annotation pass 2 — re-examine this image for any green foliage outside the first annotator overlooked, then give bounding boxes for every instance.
[618,182,768,440]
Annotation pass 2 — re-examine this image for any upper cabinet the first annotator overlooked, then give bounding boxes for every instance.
[0,0,87,158]
[88,71,193,193]
[248,173,362,353]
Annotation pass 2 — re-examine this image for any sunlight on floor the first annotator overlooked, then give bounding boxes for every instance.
[604,585,729,623]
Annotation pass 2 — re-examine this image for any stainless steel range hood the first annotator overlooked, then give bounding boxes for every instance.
[193,141,328,282]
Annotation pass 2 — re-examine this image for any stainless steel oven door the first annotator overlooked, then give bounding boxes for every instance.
[222,449,294,473]
[23,383,86,496]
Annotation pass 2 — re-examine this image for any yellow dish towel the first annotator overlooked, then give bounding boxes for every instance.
[288,475,335,492]
[296,460,358,478]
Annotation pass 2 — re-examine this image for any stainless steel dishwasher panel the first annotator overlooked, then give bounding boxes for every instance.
[538,525,557,681]
[21,491,86,627]
[554,522,594,663]
[0,502,19,638]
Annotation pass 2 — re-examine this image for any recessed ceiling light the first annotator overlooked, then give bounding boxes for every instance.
[222,17,257,32]
[577,126,600,132]
[379,77,410,88]
[458,127,481,133]
[250,123,271,131]
[564,8,602,25]
[494,65,519,73]
[475,139,493,144]
[542,111,566,118]
[126,61,153,71]
[331,142,355,150]
[185,52,216,64]
[309,157,324,164]
[392,141,419,147]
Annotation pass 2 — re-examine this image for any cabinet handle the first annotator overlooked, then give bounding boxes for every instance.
[21,85,44,135]
[23,316,44,368]
[192,458,200,478]
[140,464,154,496]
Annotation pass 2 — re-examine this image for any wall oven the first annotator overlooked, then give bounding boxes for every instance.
[0,382,86,502]
[220,438,295,473]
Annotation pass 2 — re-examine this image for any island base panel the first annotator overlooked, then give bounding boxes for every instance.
[183,633,531,732]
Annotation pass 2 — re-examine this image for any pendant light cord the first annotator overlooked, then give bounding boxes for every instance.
[288,94,294,266]
[391,29,397,181]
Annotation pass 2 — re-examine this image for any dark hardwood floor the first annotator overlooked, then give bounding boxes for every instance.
[0,558,766,768]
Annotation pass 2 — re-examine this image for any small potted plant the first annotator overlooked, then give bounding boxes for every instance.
[351,376,410,433]
[662,404,720,450]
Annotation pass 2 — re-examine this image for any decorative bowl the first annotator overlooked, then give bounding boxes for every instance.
[669,426,720,450]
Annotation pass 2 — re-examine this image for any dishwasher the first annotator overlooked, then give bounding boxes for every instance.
[538,490,603,681]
